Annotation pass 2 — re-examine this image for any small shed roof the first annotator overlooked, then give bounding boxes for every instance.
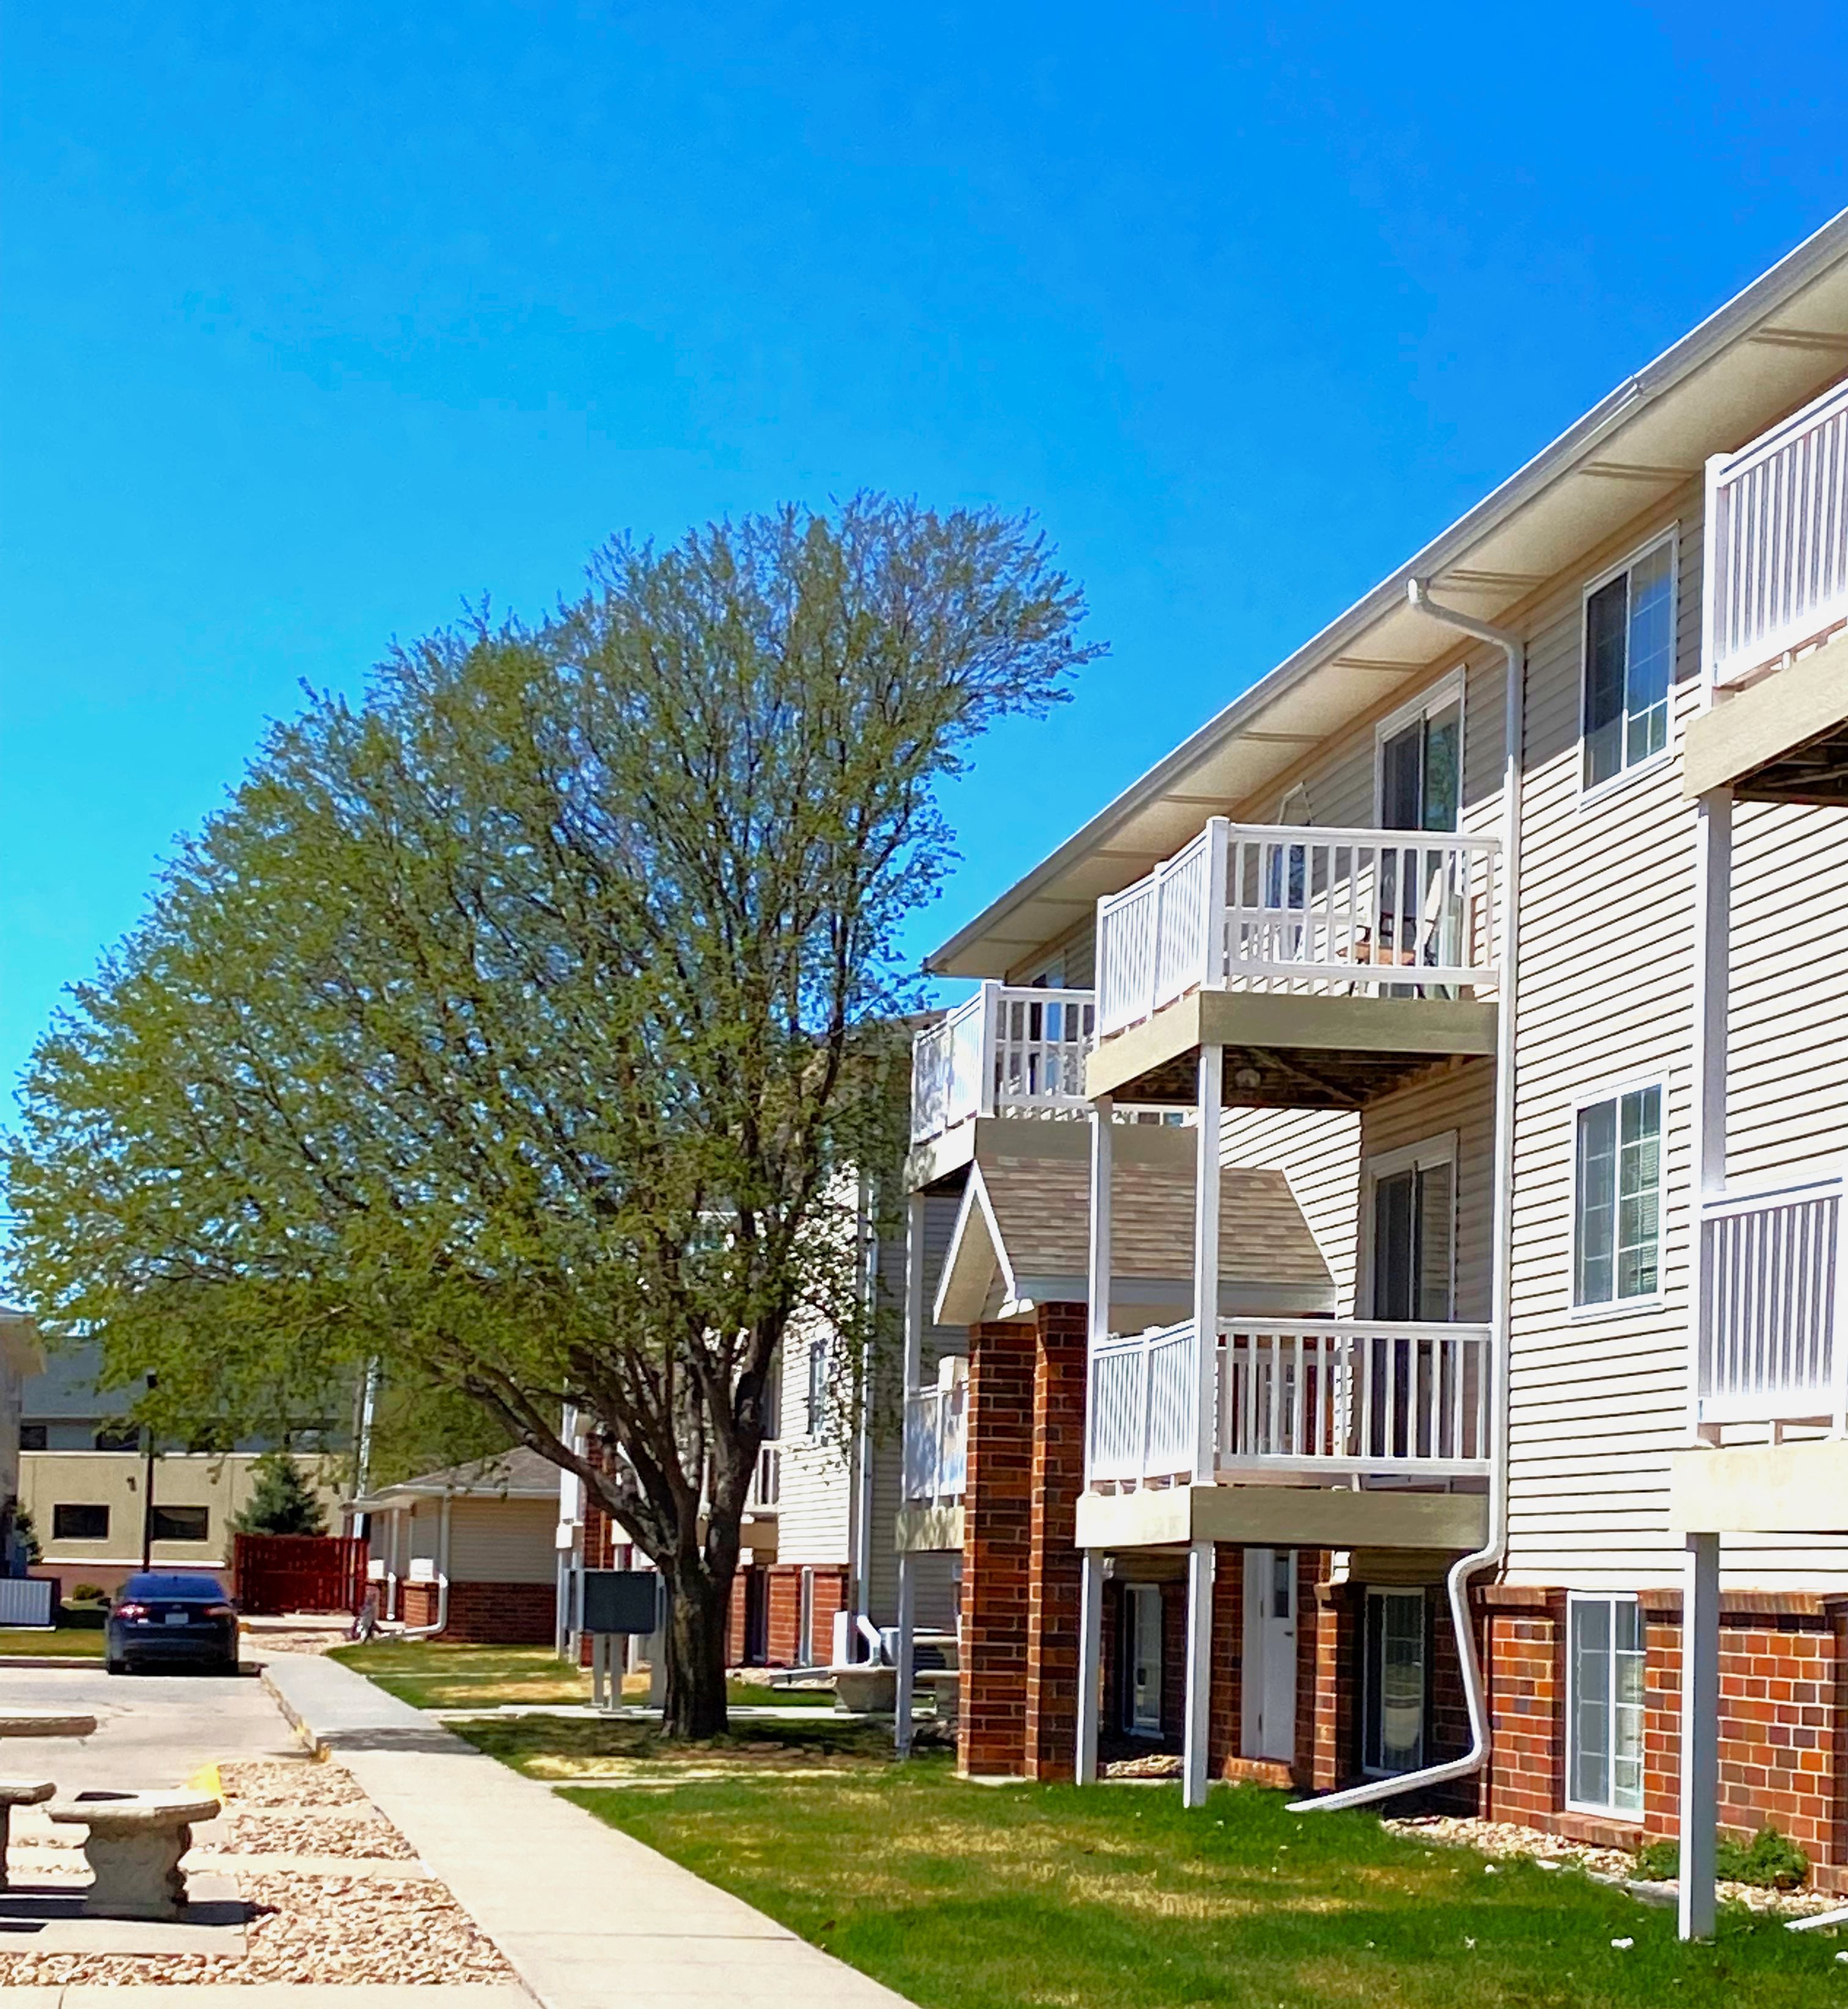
[354,1446,562,1511]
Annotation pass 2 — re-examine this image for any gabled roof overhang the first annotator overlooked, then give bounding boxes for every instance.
[930,208,1848,979]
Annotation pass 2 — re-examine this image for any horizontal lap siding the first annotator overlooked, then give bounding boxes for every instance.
[1505,489,1848,1589]
[1219,1108,1362,1314]
[449,1498,558,1584]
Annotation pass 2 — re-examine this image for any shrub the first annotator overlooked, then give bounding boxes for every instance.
[1634,1825,1809,1890]
[68,1583,108,1604]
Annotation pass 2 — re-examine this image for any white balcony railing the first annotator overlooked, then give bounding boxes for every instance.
[910,982,1096,1145]
[747,1440,783,1512]
[1085,1317,1494,1487]
[1696,1173,1847,1430]
[903,1383,968,1504]
[1706,375,1848,691]
[1095,819,1502,1039]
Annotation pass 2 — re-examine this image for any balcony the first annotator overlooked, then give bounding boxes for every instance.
[1085,1317,1494,1488]
[1687,376,1848,803]
[1706,376,1848,694]
[747,1440,783,1512]
[1089,819,1502,1107]
[903,1384,967,1506]
[910,982,1096,1146]
[1695,1173,1846,1432]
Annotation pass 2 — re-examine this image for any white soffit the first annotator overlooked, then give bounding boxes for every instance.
[930,214,1848,979]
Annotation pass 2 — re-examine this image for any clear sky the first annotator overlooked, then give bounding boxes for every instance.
[5,3,1846,1100]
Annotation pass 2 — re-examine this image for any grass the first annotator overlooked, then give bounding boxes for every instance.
[457,1709,899,1784]
[559,1763,1845,2008]
[330,1639,837,1714]
[0,1625,106,1658]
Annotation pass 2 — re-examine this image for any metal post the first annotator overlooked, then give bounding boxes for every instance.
[1182,1536,1215,1808]
[1076,1549,1104,1785]
[1194,1045,1223,1480]
[895,1553,917,1756]
[1679,1531,1721,1941]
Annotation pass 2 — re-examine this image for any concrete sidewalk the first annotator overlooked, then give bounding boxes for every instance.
[263,1656,915,2009]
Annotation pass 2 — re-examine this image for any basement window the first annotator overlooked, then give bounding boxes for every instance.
[1568,1593,1646,1816]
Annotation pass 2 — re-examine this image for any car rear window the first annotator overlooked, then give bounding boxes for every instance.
[120,1574,227,1601]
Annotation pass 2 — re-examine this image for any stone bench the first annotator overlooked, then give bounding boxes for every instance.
[48,1788,222,1920]
[0,1713,98,1741]
[0,1779,55,1890]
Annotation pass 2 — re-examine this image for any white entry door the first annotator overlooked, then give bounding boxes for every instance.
[1242,1548,1298,1762]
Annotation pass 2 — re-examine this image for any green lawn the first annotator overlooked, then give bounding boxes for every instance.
[0,1626,106,1658]
[567,1765,1843,2009]
[331,1639,835,1713]
[457,1709,900,1783]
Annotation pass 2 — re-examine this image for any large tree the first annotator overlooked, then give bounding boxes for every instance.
[8,496,1093,1735]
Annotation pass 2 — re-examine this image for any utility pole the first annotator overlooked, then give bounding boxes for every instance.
[139,1373,158,1572]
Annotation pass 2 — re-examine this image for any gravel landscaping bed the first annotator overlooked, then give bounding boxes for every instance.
[217,1758,370,1807]
[218,1809,419,1859]
[0,1872,513,1987]
[1382,1813,1843,1918]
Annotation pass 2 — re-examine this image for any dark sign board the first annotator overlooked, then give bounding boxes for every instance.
[581,1568,662,1635]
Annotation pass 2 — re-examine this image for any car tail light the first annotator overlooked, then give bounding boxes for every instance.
[204,1605,236,1619]
[114,1603,148,1620]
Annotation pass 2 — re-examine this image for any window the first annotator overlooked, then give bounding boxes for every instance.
[1568,1594,1646,1815]
[1363,1589,1426,1775]
[805,1334,832,1438]
[52,1504,109,1542]
[1122,1584,1164,1734]
[151,1506,209,1543]
[1583,539,1675,789]
[93,1425,140,1452]
[1574,1084,1663,1308]
[18,1425,46,1452]
[1378,683,1463,835]
[1366,1135,1457,1323]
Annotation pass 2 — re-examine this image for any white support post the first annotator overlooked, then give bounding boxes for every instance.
[978,981,1001,1119]
[1087,1097,1114,1474]
[1076,1549,1104,1786]
[1688,789,1732,1443]
[1679,1530,1721,1942]
[903,1193,927,1398]
[1182,1537,1215,1808]
[1194,1045,1223,1481]
[894,1553,917,1756]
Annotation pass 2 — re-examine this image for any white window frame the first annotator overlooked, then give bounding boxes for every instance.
[1577,529,1680,806]
[1564,1590,1647,1818]
[1373,670,1467,831]
[1568,1074,1669,1321]
[1358,1131,1459,1321]
[1361,1586,1428,1778]
[804,1331,832,1438]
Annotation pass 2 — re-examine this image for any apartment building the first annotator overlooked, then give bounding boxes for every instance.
[893,206,1848,1938]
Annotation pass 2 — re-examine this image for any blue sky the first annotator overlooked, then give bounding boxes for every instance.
[5,2,1846,1098]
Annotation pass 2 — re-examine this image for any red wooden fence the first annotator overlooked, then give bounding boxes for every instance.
[232,1534,369,1616]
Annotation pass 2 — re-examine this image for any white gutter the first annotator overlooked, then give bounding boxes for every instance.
[393,1494,453,1641]
[1288,579,1524,1813]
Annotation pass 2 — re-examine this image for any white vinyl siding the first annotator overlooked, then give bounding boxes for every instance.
[449,1498,559,1584]
[1567,1592,1646,1816]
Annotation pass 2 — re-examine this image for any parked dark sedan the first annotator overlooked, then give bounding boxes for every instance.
[105,1572,240,1675]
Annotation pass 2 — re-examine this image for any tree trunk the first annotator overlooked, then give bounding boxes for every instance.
[659,1556,732,1739]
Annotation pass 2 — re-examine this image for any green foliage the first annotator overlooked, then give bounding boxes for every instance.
[12,1507,42,1565]
[6,495,1094,1735]
[1635,1824,1810,1889]
[231,1449,328,1536]
[67,1582,108,1604]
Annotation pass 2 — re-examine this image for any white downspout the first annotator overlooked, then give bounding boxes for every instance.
[1289,578,1522,1813]
[395,1493,453,1640]
[850,1176,880,1659]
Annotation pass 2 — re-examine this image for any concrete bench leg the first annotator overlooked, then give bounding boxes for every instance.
[82,1820,196,1922]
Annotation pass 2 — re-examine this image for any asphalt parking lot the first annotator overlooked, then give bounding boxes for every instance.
[0,1662,304,1791]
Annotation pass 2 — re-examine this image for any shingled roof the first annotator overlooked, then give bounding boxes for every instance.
[934,1132,1335,1327]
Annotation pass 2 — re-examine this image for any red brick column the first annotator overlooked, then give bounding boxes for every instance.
[1308,1579,1357,1791]
[1024,1304,1089,1779]
[1209,1546,1244,1777]
[959,1317,1035,1775]
[1484,1590,1564,1828]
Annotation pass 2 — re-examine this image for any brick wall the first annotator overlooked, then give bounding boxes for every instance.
[398,1577,554,1643]
[764,1563,847,1666]
[1481,1587,1848,1890]
[1023,1305,1088,1780]
[959,1317,1035,1774]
